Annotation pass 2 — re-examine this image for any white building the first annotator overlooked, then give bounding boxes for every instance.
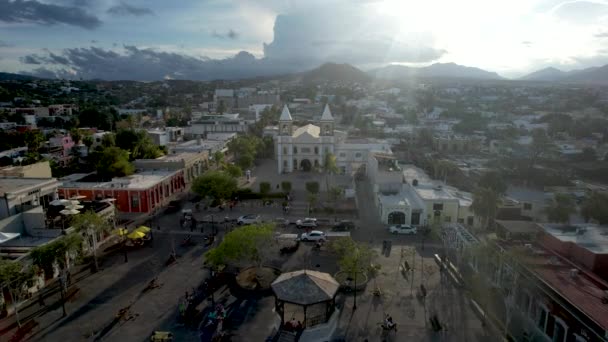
[276,105,336,173]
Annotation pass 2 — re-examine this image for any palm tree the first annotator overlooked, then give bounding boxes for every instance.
[70,210,109,272]
[471,187,500,230]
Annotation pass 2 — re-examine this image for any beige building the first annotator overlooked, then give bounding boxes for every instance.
[0,161,52,178]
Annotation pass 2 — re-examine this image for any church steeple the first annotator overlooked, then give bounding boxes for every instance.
[320,104,334,136]
[279,105,293,135]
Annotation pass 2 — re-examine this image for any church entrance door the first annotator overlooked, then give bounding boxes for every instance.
[300,159,312,172]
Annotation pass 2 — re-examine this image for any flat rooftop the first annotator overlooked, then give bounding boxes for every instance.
[60,171,177,190]
[538,223,608,254]
[500,240,608,331]
[0,177,58,196]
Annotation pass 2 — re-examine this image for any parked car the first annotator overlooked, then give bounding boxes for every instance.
[300,230,326,242]
[296,218,318,228]
[274,217,290,227]
[388,224,417,235]
[237,214,261,225]
[332,220,355,231]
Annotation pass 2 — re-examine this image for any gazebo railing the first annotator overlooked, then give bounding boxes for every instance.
[305,314,325,328]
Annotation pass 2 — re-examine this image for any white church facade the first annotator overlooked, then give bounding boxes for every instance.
[275,105,392,175]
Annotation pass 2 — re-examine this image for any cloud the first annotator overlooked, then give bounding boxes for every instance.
[262,8,445,66]
[522,41,533,47]
[596,31,608,38]
[107,2,154,16]
[19,46,298,80]
[550,1,608,24]
[0,0,102,29]
[212,29,239,40]
[0,40,14,47]
[91,39,98,44]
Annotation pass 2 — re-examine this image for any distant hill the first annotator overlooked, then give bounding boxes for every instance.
[520,64,608,84]
[370,62,503,80]
[301,63,372,84]
[520,67,566,81]
[0,72,39,81]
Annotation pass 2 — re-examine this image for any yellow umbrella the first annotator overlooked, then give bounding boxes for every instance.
[114,228,128,236]
[127,231,146,239]
[135,226,151,233]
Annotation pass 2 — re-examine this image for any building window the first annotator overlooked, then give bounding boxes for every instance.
[339,152,346,158]
[283,147,287,154]
[131,195,139,208]
[293,159,298,170]
[433,203,444,211]
[467,216,474,226]
[314,147,318,155]
[536,305,548,332]
[411,212,421,225]
[340,166,346,174]
[314,159,319,167]
[355,152,362,158]
[444,216,451,223]
[283,160,287,168]
[293,146,298,154]
[301,147,311,153]
[523,202,532,210]
[324,147,329,153]
[457,218,464,224]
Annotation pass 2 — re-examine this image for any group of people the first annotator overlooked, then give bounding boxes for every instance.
[284,317,303,332]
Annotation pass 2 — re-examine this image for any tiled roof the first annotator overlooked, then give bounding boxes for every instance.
[271,270,339,305]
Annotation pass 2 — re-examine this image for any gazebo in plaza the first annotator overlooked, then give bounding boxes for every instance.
[271,270,339,330]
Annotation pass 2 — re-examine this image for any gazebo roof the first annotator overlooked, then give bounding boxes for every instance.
[271,269,339,306]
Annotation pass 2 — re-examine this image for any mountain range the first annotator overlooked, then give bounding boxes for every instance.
[520,65,608,84]
[369,62,504,80]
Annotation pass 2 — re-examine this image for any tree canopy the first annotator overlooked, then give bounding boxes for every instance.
[581,192,608,224]
[545,194,576,223]
[94,146,134,180]
[204,223,275,268]
[329,237,377,278]
[227,135,262,170]
[478,171,507,195]
[192,171,238,200]
[471,187,500,229]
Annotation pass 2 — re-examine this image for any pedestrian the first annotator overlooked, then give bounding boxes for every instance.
[38,292,45,307]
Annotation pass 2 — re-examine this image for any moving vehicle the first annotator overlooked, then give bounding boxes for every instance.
[388,224,417,235]
[237,214,261,225]
[299,230,326,242]
[296,218,318,228]
[332,220,355,231]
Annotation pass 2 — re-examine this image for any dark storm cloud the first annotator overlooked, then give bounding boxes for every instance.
[20,46,298,81]
[107,2,154,16]
[0,0,102,29]
[212,29,239,40]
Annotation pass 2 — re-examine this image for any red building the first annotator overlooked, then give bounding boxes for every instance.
[58,170,185,214]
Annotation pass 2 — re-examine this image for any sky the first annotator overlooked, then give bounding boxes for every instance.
[0,0,608,80]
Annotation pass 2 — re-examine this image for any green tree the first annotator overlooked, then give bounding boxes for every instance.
[324,152,339,193]
[581,192,608,224]
[546,194,576,223]
[216,101,227,115]
[281,181,292,193]
[223,163,242,178]
[192,171,238,201]
[95,147,134,180]
[70,211,109,272]
[305,181,320,195]
[213,150,224,167]
[83,135,94,154]
[100,133,115,148]
[70,129,82,145]
[471,187,500,230]
[205,223,275,269]
[478,171,507,195]
[236,153,255,170]
[24,130,44,154]
[259,182,271,196]
[0,261,35,327]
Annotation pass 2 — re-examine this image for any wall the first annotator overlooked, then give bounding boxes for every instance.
[0,212,24,233]
[0,161,52,178]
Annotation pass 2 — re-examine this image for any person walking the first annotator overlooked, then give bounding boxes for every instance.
[38,292,46,307]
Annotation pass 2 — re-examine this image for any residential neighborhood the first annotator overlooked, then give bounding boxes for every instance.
[1,51,608,342]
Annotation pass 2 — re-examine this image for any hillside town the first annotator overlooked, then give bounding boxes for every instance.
[0,69,608,342]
